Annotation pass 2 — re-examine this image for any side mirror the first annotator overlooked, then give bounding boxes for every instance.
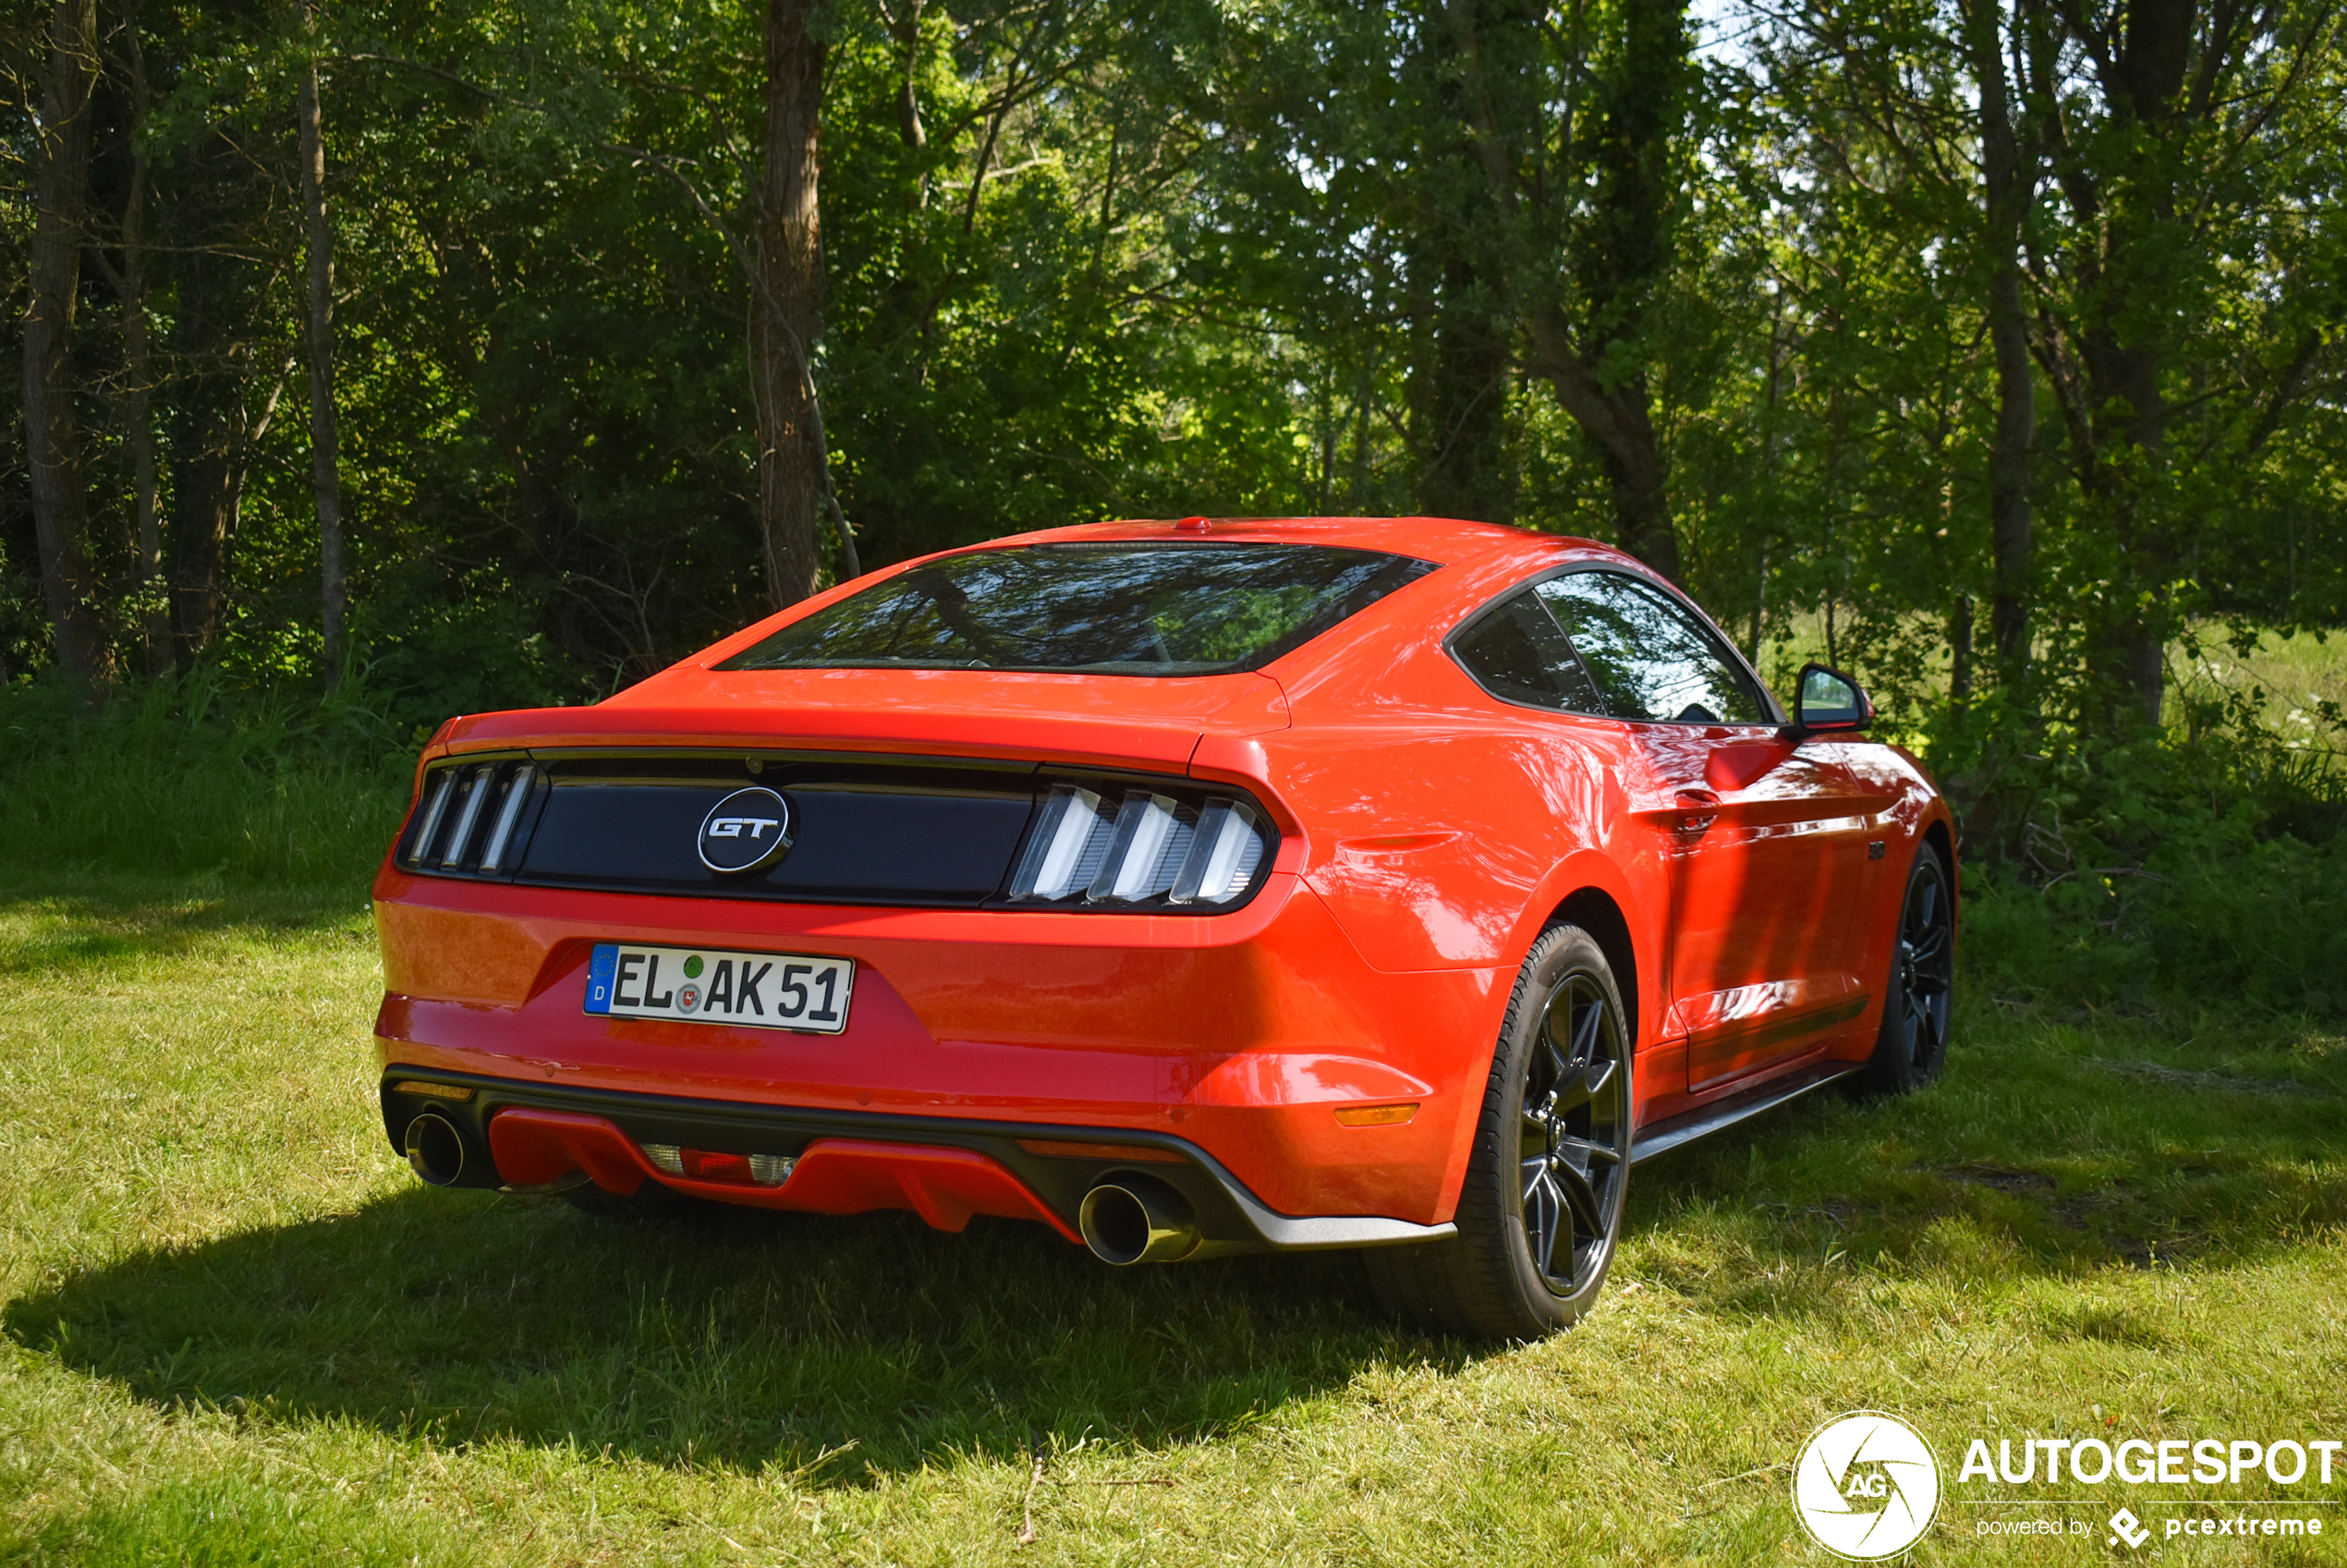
[1789,662,1871,737]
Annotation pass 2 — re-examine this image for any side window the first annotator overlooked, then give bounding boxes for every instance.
[1453,591,1606,713]
[1534,572,1769,724]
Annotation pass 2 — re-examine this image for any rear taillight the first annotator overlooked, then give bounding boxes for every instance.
[397,758,546,878]
[1007,783,1271,910]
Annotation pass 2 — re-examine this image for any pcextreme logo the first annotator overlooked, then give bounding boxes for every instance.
[1792,1412,1942,1561]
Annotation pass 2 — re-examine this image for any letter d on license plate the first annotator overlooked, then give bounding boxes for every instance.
[584,942,854,1034]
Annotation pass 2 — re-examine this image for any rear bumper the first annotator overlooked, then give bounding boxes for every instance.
[380,1069,1456,1255]
[371,867,1508,1225]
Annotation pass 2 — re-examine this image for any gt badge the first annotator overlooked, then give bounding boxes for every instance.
[697,786,794,875]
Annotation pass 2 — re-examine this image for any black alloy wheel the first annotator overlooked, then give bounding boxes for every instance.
[1519,969,1630,1296]
[1856,844,1955,1095]
[1364,923,1634,1339]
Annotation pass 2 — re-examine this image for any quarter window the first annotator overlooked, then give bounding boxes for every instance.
[1533,572,1769,724]
[1452,591,1605,712]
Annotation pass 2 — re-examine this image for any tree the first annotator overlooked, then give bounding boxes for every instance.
[1965,0,2035,693]
[21,0,106,688]
[298,4,347,676]
[2021,0,2347,729]
[753,0,834,609]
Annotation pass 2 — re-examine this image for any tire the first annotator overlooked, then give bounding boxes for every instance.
[1363,923,1634,1340]
[1854,842,1955,1096]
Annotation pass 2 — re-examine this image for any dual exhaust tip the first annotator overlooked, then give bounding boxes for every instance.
[1077,1175,1200,1265]
[408,1111,1201,1265]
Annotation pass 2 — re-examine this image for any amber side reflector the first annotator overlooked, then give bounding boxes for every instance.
[1334,1103,1417,1127]
[393,1080,475,1101]
[1015,1137,1185,1164]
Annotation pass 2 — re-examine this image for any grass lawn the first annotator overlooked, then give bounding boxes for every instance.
[3,873,2345,1565]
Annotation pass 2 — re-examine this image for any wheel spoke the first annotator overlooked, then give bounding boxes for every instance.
[1522,1153,1550,1203]
[1908,926,1949,966]
[1524,1170,1562,1270]
[1569,991,1605,1064]
[1540,1028,1572,1086]
[1554,1159,1607,1240]
[1915,994,1943,1053]
[1557,1134,1621,1167]
[1581,1055,1616,1105]
[1549,1057,1608,1115]
[1913,879,1938,933]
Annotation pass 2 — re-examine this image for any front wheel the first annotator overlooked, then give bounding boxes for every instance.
[1854,843,1955,1096]
[1364,923,1633,1340]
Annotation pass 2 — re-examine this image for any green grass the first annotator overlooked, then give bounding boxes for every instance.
[2,881,2344,1562]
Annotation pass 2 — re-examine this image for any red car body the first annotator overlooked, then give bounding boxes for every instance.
[371,517,1953,1265]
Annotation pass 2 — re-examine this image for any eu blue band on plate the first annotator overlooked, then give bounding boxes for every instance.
[585,942,617,1014]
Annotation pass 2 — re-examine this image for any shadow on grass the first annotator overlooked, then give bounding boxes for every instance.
[5,1186,1451,1479]
[1621,1008,2347,1321]
[12,997,2344,1480]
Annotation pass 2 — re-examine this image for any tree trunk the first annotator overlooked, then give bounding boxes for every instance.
[752,0,830,610]
[298,43,347,677]
[887,0,925,151]
[1968,0,2034,694]
[1415,256,1514,525]
[1948,593,1975,711]
[2026,0,2205,733]
[1526,0,1687,577]
[108,0,166,675]
[170,348,293,663]
[21,0,106,689]
[1529,310,1682,579]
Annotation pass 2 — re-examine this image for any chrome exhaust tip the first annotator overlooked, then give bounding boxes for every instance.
[1078,1176,1200,1265]
[404,1112,468,1186]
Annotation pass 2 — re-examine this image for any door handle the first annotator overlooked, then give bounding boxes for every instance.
[1674,789,1720,831]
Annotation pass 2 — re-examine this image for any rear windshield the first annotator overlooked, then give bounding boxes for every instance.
[718,541,1438,676]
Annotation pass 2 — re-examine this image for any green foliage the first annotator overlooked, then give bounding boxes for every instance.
[0,675,411,888]
[1956,690,2347,1018]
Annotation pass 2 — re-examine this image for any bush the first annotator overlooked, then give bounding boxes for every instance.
[0,672,414,889]
[1954,705,2347,1021]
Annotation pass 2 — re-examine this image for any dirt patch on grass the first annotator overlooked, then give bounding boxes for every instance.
[2086,1056,2326,1096]
[1942,1161,2056,1196]
[1937,1164,2171,1267]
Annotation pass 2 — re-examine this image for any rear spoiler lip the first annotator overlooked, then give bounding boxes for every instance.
[429,712,1203,775]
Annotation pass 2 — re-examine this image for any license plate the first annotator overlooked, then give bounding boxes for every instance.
[583,942,854,1034]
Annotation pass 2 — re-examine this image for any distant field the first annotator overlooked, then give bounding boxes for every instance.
[2,875,2342,1564]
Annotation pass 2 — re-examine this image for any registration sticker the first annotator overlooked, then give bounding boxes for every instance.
[583,942,853,1034]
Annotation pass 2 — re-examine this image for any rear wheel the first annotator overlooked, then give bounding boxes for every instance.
[1854,844,1954,1096]
[1364,924,1633,1340]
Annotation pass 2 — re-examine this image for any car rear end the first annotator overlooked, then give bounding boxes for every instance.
[371,527,1491,1262]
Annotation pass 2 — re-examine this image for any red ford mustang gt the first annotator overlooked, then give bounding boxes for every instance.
[372,517,1955,1338]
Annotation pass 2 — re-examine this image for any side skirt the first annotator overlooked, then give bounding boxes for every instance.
[1630,1060,1859,1165]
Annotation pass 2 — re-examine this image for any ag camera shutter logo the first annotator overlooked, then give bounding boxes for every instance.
[1792,1412,1942,1560]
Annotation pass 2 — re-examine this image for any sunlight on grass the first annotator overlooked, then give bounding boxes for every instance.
[3,880,2344,1564]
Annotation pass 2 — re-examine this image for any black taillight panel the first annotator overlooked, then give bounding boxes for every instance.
[390,751,1277,913]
